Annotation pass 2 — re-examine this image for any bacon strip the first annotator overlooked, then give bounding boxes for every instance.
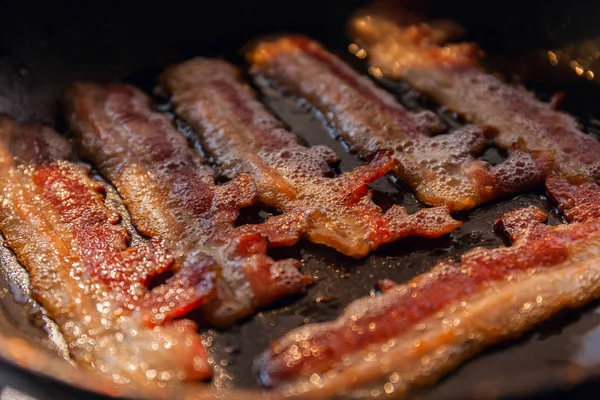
[256,203,600,398]
[247,36,553,212]
[160,58,460,257]
[546,174,600,223]
[0,116,211,383]
[349,0,600,182]
[64,83,309,327]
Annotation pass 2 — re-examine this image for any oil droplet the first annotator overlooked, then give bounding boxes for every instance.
[355,49,367,59]
[368,66,383,79]
[384,382,394,394]
[145,369,157,380]
[309,373,321,384]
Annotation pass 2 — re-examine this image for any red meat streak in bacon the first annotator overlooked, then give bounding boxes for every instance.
[64,83,309,327]
[349,0,600,182]
[256,200,600,397]
[546,174,600,223]
[247,36,553,211]
[0,116,211,383]
[160,58,460,258]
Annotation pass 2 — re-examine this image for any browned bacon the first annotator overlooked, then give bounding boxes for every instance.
[256,204,600,398]
[64,83,309,327]
[247,36,553,212]
[546,174,600,223]
[0,116,211,383]
[349,0,600,182]
[160,58,460,257]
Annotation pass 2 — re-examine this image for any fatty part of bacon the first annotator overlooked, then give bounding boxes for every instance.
[256,206,600,397]
[0,116,211,383]
[160,58,460,258]
[64,83,309,327]
[247,36,553,212]
[349,0,600,182]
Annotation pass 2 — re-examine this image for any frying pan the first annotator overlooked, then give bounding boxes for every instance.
[1,0,600,399]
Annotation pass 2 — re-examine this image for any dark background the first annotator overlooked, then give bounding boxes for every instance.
[2,0,600,124]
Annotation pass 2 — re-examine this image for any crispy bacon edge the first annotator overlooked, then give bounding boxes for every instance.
[254,200,600,398]
[348,1,600,182]
[64,82,311,328]
[0,115,212,382]
[161,57,461,257]
[246,35,554,212]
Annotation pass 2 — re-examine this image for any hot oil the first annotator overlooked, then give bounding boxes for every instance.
[185,61,595,395]
[0,43,599,400]
[115,49,600,396]
[0,236,69,359]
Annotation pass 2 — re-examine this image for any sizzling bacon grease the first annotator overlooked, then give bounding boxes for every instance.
[0,116,211,383]
[64,83,309,327]
[256,205,600,398]
[247,36,553,212]
[161,58,460,257]
[349,0,600,181]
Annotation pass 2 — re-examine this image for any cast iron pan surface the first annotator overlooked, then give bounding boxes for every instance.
[2,1,600,399]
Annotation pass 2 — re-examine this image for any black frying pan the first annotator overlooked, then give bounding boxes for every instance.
[1,1,600,399]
